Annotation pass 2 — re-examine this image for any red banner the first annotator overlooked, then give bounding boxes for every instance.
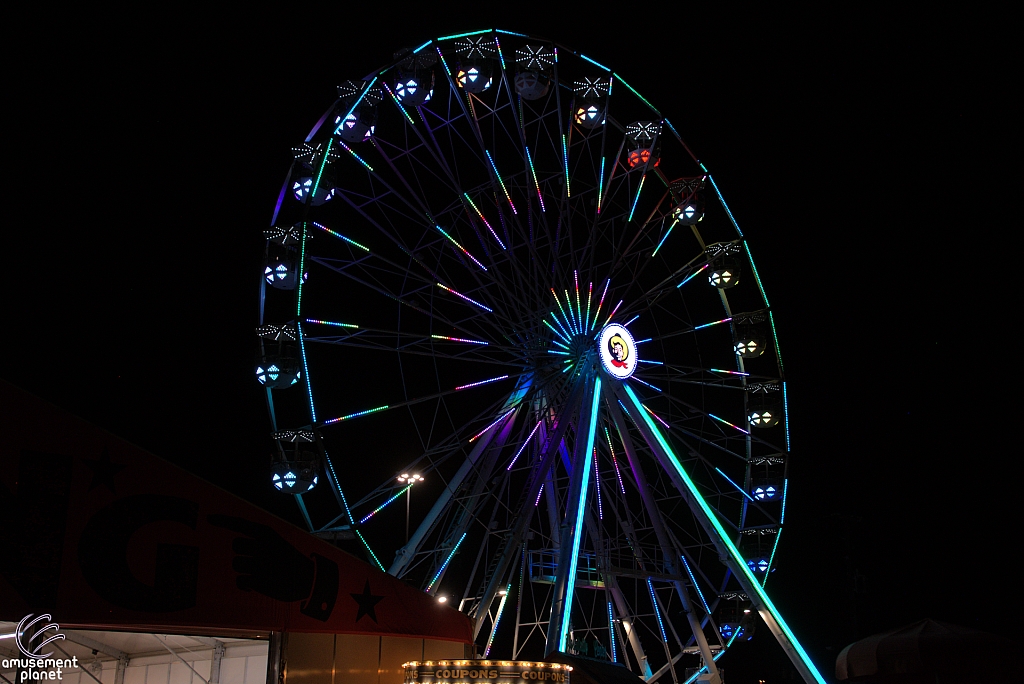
[0,380,471,643]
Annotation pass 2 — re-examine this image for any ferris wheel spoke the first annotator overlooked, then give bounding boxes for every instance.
[319,372,522,428]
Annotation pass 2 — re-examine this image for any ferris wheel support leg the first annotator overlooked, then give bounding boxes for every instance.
[616,384,827,684]
[545,374,602,656]
[472,375,591,640]
[604,391,721,677]
[389,376,533,578]
[606,575,653,679]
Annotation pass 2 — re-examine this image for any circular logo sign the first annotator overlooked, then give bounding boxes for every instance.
[598,324,636,379]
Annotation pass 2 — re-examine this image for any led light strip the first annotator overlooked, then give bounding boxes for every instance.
[435,225,487,271]
[469,409,515,443]
[426,532,467,592]
[323,405,389,425]
[337,139,374,172]
[305,318,358,329]
[437,283,493,312]
[359,483,414,524]
[559,376,602,652]
[456,375,509,391]
[463,193,506,249]
[694,316,732,330]
[761,529,783,588]
[715,467,754,502]
[642,404,671,430]
[312,221,370,251]
[624,385,827,684]
[630,377,662,392]
[357,530,385,571]
[603,300,623,328]
[652,219,679,257]
[486,151,517,215]
[647,579,668,641]
[484,584,511,656]
[709,368,749,376]
[708,413,750,435]
[604,426,627,495]
[607,601,618,661]
[627,174,646,223]
[382,82,415,125]
[508,420,543,470]
[592,279,609,331]
[525,146,545,212]
[680,554,712,615]
[676,264,709,289]
[431,334,488,345]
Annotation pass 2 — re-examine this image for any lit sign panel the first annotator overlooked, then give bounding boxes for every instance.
[598,323,636,380]
[404,661,571,684]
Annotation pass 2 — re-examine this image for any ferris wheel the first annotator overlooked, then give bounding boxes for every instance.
[257,29,825,684]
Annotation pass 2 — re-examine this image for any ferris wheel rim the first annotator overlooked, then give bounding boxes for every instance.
[258,27,823,684]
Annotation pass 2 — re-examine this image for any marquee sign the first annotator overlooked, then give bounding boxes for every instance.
[598,323,636,380]
[404,661,571,684]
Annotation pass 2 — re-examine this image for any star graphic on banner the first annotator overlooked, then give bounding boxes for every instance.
[350,580,384,623]
[83,449,126,494]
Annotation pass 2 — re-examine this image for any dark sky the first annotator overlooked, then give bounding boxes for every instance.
[6,7,1015,680]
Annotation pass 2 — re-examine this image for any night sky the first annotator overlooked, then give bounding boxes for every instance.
[6,8,1015,681]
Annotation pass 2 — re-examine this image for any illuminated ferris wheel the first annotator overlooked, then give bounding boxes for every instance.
[257,29,826,684]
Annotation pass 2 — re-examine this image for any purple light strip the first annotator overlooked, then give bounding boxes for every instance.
[431,334,488,345]
[643,404,671,430]
[456,375,509,391]
[631,376,662,392]
[708,413,750,435]
[604,426,627,496]
[507,420,543,470]
[592,279,609,331]
[603,300,624,327]
[305,318,358,329]
[594,446,603,519]
[469,408,515,443]
[534,483,545,506]
[437,283,493,312]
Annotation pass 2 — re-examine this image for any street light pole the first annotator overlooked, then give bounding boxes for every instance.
[397,473,424,544]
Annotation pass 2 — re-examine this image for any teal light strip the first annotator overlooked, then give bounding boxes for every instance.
[611,73,661,115]
[412,40,433,53]
[311,138,333,198]
[559,375,603,652]
[579,53,611,71]
[769,311,785,376]
[383,82,415,125]
[332,76,379,136]
[427,532,468,591]
[623,385,826,684]
[357,531,385,571]
[496,28,529,37]
[743,241,770,307]
[323,449,354,525]
[628,174,646,222]
[762,529,783,588]
[783,381,791,450]
[715,467,754,501]
[706,174,744,238]
[437,29,492,41]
